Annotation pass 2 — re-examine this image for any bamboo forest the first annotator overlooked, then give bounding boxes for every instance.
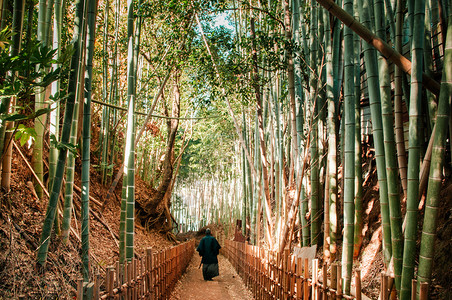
[0,0,451,298]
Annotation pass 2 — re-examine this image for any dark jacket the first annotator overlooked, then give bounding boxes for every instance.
[196,234,221,264]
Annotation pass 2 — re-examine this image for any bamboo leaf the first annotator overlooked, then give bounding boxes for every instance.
[14,124,37,147]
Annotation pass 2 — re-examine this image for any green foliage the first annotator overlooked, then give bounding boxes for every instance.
[0,27,12,50]
[50,134,78,156]
[14,124,37,146]
[178,115,236,183]
[1,107,53,121]
[0,38,71,101]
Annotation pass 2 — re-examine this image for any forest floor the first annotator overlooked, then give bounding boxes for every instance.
[170,254,254,300]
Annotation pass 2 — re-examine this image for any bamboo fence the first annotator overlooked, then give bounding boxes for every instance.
[77,239,195,299]
[223,240,428,300]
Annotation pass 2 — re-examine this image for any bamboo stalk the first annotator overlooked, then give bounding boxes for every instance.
[315,0,441,95]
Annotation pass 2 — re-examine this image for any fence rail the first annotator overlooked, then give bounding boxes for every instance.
[224,240,430,300]
[78,239,195,299]
[224,240,352,300]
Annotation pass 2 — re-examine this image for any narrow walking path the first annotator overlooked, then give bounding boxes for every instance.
[170,252,254,300]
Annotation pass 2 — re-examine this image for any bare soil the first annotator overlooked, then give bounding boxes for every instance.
[170,254,254,300]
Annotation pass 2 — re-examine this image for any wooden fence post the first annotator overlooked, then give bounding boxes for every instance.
[312,259,318,300]
[296,257,302,299]
[419,282,428,300]
[304,258,309,300]
[77,278,84,300]
[107,266,114,298]
[322,263,328,300]
[381,273,387,300]
[94,272,100,300]
[332,263,338,298]
[336,264,342,300]
[411,279,417,300]
[355,270,362,300]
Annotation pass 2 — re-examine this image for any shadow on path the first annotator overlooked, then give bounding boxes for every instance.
[170,252,254,300]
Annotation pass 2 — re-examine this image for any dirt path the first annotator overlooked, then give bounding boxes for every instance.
[170,253,254,300]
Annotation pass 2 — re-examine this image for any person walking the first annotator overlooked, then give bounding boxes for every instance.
[196,228,221,281]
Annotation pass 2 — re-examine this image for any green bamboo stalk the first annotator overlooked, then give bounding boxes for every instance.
[44,0,54,46]
[330,0,342,259]
[294,0,305,145]
[80,0,96,281]
[323,2,338,261]
[0,0,8,30]
[1,0,24,191]
[342,0,355,293]
[357,0,392,267]
[400,0,427,296]
[416,16,451,296]
[100,0,110,184]
[332,0,343,103]
[353,3,363,258]
[284,0,299,186]
[423,2,437,131]
[394,0,408,199]
[119,174,127,266]
[124,0,138,262]
[374,0,403,291]
[107,0,120,183]
[383,0,395,41]
[48,0,63,193]
[61,19,85,243]
[33,0,48,199]
[242,112,247,236]
[37,0,85,266]
[310,2,320,246]
[250,16,274,248]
